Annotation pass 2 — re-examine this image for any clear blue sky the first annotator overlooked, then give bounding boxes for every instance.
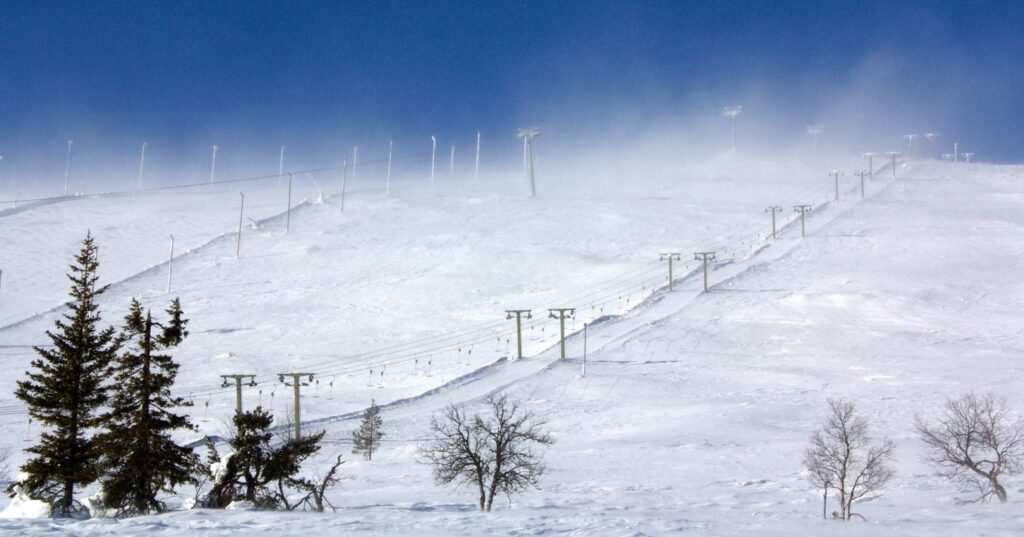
[1,0,1022,183]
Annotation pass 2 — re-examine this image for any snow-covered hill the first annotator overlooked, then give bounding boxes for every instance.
[1,159,1022,535]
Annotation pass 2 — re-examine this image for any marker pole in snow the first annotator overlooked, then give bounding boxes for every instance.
[582,323,588,377]
[962,152,974,163]
[278,145,285,187]
[765,206,782,239]
[340,155,348,212]
[278,373,314,440]
[351,146,358,184]
[793,205,813,238]
[138,142,147,190]
[63,140,74,195]
[693,252,716,292]
[853,170,869,199]
[209,145,218,184]
[166,234,174,293]
[474,130,481,182]
[660,253,681,290]
[220,374,257,415]
[829,170,844,202]
[286,173,293,232]
[505,309,532,359]
[236,192,244,258]
[449,145,455,177]
[430,136,437,189]
[548,308,576,359]
[386,140,393,195]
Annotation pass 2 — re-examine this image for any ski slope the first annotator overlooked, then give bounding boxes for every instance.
[1,159,1023,535]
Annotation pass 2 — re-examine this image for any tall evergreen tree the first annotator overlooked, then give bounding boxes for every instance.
[352,400,384,461]
[14,232,121,517]
[98,297,198,517]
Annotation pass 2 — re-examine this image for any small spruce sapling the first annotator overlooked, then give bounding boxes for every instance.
[352,400,384,461]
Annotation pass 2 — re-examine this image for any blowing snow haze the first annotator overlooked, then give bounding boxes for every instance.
[1,1,1024,535]
[0,1,1021,196]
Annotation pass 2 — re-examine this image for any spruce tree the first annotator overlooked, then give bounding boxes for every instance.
[98,297,198,517]
[206,408,324,508]
[14,232,121,516]
[352,400,384,461]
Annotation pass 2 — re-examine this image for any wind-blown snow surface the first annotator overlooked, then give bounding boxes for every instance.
[1,160,1023,534]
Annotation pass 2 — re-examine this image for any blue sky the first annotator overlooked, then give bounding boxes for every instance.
[1,0,1022,186]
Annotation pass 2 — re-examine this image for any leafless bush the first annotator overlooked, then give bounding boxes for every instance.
[419,393,554,511]
[916,392,1023,504]
[804,399,895,521]
[288,454,346,513]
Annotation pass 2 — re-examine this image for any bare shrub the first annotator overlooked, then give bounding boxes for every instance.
[916,392,1024,503]
[804,399,895,521]
[419,393,553,511]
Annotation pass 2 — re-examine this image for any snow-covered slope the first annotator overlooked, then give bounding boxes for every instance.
[1,160,1022,535]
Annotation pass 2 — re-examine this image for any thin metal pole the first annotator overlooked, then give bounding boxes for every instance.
[506,310,531,359]
[210,145,218,184]
[63,140,73,195]
[582,323,587,377]
[236,192,244,258]
[522,138,528,174]
[527,138,536,198]
[138,142,147,190]
[474,130,480,182]
[694,252,716,292]
[830,170,843,202]
[548,309,574,359]
[766,206,782,239]
[278,145,285,186]
[449,145,455,176]
[794,205,812,238]
[660,253,681,291]
[166,234,174,293]
[560,314,566,359]
[352,146,358,184]
[516,314,522,358]
[386,140,393,195]
[293,381,301,439]
[286,173,292,233]
[430,136,436,189]
[340,156,348,212]
[854,170,868,199]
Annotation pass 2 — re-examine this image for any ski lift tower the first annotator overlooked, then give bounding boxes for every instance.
[517,128,541,198]
[722,105,742,153]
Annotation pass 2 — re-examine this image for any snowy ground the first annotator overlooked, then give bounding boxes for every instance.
[1,159,1023,534]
